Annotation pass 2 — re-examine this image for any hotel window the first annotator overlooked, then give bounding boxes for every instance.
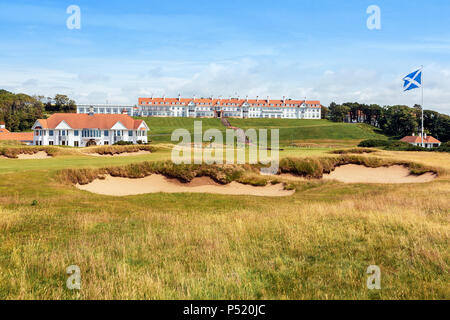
[104,130,109,136]
[74,130,79,136]
[49,130,54,136]
[128,130,133,136]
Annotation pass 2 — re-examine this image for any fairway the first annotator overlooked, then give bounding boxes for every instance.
[0,141,448,300]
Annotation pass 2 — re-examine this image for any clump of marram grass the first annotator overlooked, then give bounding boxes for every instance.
[85,145,156,155]
[330,148,377,155]
[236,172,269,187]
[58,168,104,185]
[0,146,59,158]
[279,157,336,178]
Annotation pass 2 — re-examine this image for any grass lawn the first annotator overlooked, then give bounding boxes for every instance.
[135,117,225,143]
[0,142,448,299]
[136,117,387,147]
[228,118,387,144]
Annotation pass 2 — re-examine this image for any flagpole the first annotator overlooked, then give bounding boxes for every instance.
[421,66,424,147]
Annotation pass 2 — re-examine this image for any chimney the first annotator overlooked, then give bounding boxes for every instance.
[412,133,415,136]
[256,96,259,102]
[88,106,94,116]
[282,96,286,103]
[424,133,427,139]
[246,95,248,102]
[266,96,269,103]
[163,95,166,101]
[178,94,181,101]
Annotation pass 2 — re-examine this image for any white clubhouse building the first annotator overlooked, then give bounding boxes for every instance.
[32,112,149,147]
[77,96,322,119]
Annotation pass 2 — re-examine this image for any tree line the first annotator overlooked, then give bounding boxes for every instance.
[322,102,450,142]
[0,90,76,132]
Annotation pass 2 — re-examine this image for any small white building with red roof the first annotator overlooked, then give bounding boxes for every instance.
[31,110,149,147]
[400,133,441,149]
[0,122,34,145]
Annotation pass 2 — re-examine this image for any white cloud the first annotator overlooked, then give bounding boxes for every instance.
[0,58,449,114]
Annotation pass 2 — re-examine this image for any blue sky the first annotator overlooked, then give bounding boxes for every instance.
[0,0,449,113]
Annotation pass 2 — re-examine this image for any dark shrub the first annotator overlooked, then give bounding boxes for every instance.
[358,139,391,148]
[114,141,133,145]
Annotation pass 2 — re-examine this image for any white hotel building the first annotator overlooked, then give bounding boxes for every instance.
[76,97,322,119]
[137,97,322,119]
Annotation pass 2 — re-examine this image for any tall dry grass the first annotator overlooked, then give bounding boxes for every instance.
[0,181,448,299]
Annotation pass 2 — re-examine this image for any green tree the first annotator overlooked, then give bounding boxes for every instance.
[382,105,418,137]
[329,103,350,122]
[45,94,77,113]
[320,105,329,119]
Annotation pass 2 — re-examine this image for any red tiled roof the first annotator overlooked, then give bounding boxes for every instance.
[0,132,34,142]
[0,128,10,133]
[401,136,441,144]
[35,113,146,130]
[138,97,321,108]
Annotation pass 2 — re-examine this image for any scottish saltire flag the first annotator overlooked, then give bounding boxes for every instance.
[403,68,422,91]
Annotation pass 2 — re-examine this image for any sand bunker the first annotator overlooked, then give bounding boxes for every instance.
[323,164,436,184]
[16,151,51,159]
[77,174,295,197]
[84,150,151,157]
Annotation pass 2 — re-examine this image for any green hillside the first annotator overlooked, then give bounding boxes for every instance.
[136,117,225,143]
[228,119,387,143]
[137,117,387,145]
